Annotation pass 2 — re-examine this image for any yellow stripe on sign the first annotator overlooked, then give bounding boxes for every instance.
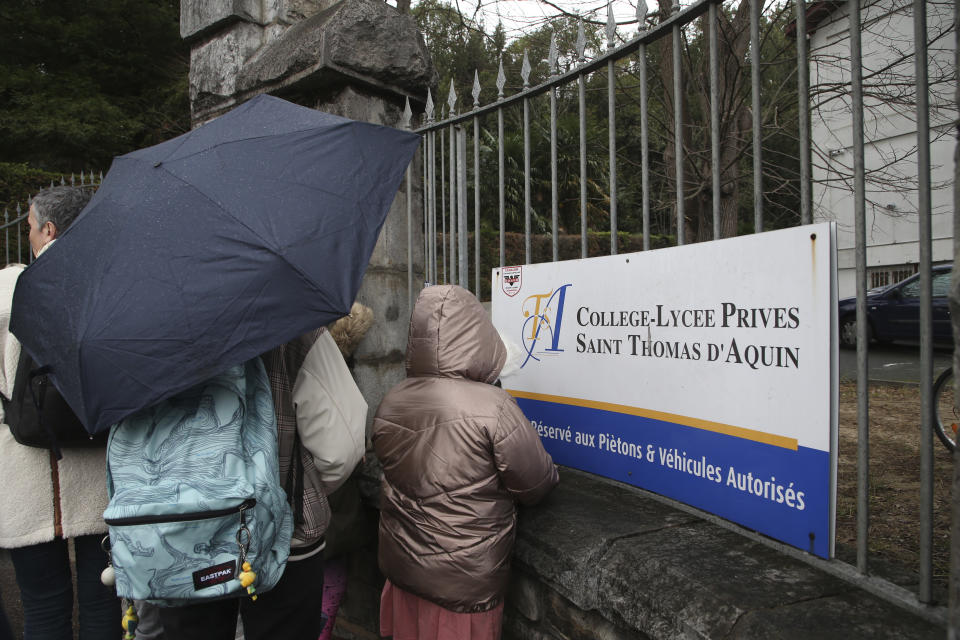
[505,389,799,451]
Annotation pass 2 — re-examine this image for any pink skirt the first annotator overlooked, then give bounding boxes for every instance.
[379,580,504,640]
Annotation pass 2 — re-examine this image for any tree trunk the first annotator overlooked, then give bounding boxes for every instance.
[659,0,752,242]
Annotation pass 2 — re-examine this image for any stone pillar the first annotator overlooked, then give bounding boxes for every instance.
[181,4,435,635]
[180,0,436,436]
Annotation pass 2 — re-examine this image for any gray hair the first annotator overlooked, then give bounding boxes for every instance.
[30,186,92,235]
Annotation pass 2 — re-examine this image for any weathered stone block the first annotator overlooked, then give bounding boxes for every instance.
[505,585,650,640]
[180,0,261,41]
[263,23,287,47]
[236,0,436,98]
[261,0,284,24]
[324,0,435,92]
[545,589,650,640]
[367,196,424,274]
[189,22,264,114]
[503,613,562,640]
[596,524,848,638]
[354,270,411,371]
[314,85,395,125]
[728,592,941,639]
[508,573,546,622]
[285,0,326,21]
[512,470,698,611]
[351,350,407,436]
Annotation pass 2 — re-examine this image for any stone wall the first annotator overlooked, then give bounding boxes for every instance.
[333,468,945,640]
[182,0,434,124]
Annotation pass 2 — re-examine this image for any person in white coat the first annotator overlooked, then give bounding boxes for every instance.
[0,186,117,640]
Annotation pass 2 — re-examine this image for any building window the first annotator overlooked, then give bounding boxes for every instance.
[870,271,890,288]
[869,264,919,290]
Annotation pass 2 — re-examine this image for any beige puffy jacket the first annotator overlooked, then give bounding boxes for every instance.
[373,285,558,613]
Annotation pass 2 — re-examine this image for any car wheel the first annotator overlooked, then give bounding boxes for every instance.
[839,315,871,349]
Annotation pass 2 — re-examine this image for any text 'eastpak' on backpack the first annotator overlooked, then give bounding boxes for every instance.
[103,359,293,606]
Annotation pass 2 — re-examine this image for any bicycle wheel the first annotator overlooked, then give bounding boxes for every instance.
[933,367,957,452]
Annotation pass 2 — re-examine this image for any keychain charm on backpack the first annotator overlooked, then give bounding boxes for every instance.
[100,536,116,587]
[236,506,258,601]
[239,561,258,600]
[121,598,138,639]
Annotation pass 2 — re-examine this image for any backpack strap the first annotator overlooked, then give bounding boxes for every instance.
[27,365,63,460]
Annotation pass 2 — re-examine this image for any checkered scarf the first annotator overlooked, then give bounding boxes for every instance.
[261,328,330,546]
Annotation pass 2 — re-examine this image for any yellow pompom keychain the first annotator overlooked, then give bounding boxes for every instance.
[239,561,258,600]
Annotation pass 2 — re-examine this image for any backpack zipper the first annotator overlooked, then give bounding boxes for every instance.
[104,498,256,526]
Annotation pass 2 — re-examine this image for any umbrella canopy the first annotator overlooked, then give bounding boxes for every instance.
[11,94,420,433]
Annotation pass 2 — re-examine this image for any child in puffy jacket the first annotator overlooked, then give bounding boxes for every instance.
[372,285,559,640]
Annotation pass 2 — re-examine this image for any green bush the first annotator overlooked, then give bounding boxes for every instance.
[0,162,66,214]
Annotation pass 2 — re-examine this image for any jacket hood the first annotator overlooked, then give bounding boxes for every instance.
[406,285,506,383]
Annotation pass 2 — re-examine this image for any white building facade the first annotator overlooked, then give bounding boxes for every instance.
[807,0,956,298]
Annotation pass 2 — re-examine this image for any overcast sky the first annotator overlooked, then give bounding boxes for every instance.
[414,0,663,40]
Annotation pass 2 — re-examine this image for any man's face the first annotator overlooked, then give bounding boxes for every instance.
[27,205,55,257]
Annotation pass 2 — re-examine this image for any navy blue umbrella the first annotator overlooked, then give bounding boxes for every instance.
[11,94,420,433]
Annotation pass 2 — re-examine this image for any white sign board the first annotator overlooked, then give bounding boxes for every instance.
[492,223,838,558]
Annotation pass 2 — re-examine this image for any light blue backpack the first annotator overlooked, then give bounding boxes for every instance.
[103,359,293,606]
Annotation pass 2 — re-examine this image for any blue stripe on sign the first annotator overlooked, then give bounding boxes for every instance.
[516,397,831,558]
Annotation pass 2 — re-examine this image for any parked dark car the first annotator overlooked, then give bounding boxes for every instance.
[838,265,953,348]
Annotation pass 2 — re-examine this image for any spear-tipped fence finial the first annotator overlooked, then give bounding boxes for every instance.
[521,49,531,88]
[549,33,558,76]
[497,59,506,99]
[447,78,457,116]
[606,3,616,49]
[472,70,481,109]
[637,0,648,31]
[576,20,587,62]
[402,96,412,130]
[425,88,435,122]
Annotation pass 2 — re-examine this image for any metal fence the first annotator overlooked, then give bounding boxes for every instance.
[1,171,103,265]
[403,0,951,624]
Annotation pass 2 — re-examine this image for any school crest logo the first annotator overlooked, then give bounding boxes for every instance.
[520,284,573,368]
[502,266,522,297]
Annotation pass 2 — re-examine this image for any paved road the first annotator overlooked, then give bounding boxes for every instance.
[838,342,953,384]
